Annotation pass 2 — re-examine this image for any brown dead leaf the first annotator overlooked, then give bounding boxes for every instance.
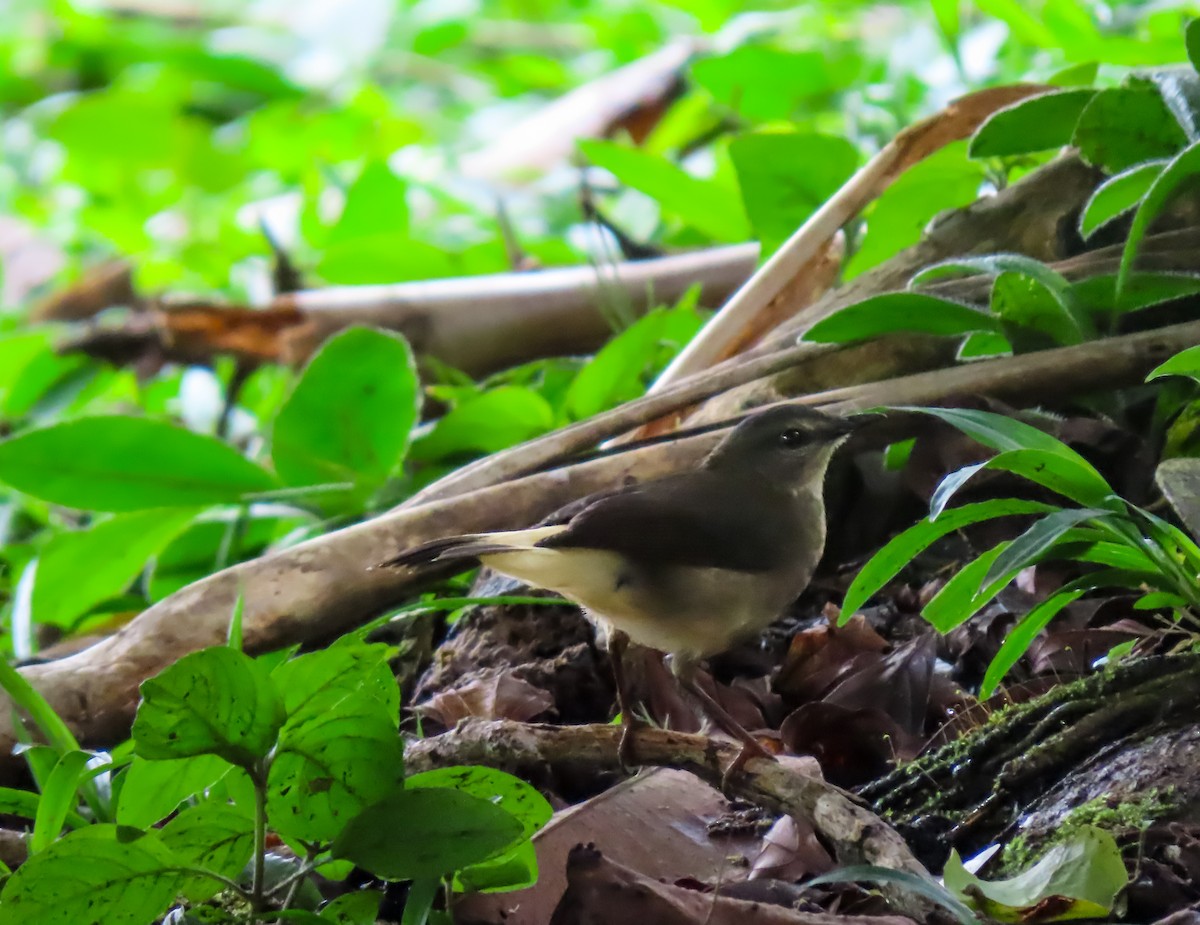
[780,702,915,786]
[418,671,554,725]
[749,815,834,882]
[776,615,889,701]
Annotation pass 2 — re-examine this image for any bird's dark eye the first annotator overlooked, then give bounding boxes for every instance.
[778,428,806,447]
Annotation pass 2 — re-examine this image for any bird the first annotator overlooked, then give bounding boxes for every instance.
[384,404,858,784]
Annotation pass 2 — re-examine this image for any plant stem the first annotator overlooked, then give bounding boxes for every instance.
[251,760,268,913]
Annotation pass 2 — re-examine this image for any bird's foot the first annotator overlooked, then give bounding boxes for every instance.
[720,736,776,794]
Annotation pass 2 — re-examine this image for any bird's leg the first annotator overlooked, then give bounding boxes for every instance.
[670,656,775,791]
[607,630,641,770]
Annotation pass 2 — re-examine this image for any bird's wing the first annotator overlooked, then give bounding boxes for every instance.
[538,471,794,571]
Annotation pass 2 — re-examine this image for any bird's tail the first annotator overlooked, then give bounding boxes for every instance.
[379,526,565,571]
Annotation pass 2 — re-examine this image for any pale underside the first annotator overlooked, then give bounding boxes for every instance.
[473,526,806,664]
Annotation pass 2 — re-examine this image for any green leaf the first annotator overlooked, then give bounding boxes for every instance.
[1119,139,1200,296]
[578,140,749,242]
[1188,19,1200,75]
[411,387,554,462]
[133,647,285,769]
[268,646,404,843]
[0,417,277,512]
[116,754,234,829]
[31,751,96,854]
[900,407,1102,471]
[983,508,1116,587]
[729,132,858,254]
[804,864,977,925]
[316,235,459,286]
[803,293,999,344]
[0,825,189,925]
[840,500,1054,624]
[912,253,1072,297]
[929,448,1116,516]
[406,766,552,840]
[160,800,254,901]
[968,89,1096,158]
[1079,160,1167,239]
[453,840,538,893]
[1072,84,1189,172]
[32,509,196,629]
[922,541,1012,633]
[333,787,524,880]
[272,327,420,500]
[944,826,1127,919]
[0,786,84,828]
[846,142,986,277]
[328,161,409,244]
[565,305,704,421]
[0,659,81,756]
[990,271,1090,348]
[1148,343,1200,384]
[1071,271,1200,315]
[690,45,838,121]
[320,891,383,924]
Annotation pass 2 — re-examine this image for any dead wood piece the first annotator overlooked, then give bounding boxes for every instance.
[406,719,940,920]
[543,843,918,925]
[5,321,1200,771]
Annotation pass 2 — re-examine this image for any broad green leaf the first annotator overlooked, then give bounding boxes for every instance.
[803,293,998,344]
[454,840,538,893]
[1189,18,1200,75]
[990,271,1089,347]
[922,542,1011,633]
[840,500,1054,623]
[565,304,704,421]
[1079,161,1167,239]
[929,448,1116,516]
[846,142,985,278]
[0,825,189,925]
[320,891,383,923]
[0,417,277,512]
[332,788,523,880]
[32,509,196,629]
[1145,69,1200,143]
[0,331,56,409]
[268,646,403,843]
[730,132,858,254]
[160,801,254,901]
[1149,344,1200,385]
[968,89,1096,157]
[1072,84,1188,172]
[272,327,420,499]
[690,46,838,122]
[407,766,552,839]
[944,826,1127,919]
[1048,62,1099,87]
[1119,139,1200,295]
[982,508,1116,587]
[328,161,409,244]
[578,140,749,242]
[133,647,285,768]
[317,235,459,286]
[116,754,234,829]
[410,387,554,462]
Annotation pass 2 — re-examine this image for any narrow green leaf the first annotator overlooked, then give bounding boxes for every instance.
[333,788,524,880]
[228,589,245,651]
[1071,271,1200,315]
[0,786,84,828]
[31,751,95,854]
[1079,160,1167,239]
[912,253,1072,298]
[400,878,439,925]
[1148,343,1200,384]
[0,825,189,925]
[922,541,1012,633]
[930,448,1115,516]
[803,293,999,344]
[0,660,81,755]
[32,509,197,629]
[900,406,1102,471]
[160,801,254,901]
[804,864,977,925]
[840,500,1054,623]
[968,89,1096,158]
[133,647,285,769]
[1188,19,1200,75]
[272,327,420,500]
[1119,139,1200,295]
[0,417,277,511]
[982,508,1116,587]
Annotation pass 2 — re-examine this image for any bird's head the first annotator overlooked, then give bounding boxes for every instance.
[703,405,859,487]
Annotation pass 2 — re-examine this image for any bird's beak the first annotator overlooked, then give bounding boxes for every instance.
[830,414,870,437]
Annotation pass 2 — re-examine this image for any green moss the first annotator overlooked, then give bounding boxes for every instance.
[1000,788,1175,873]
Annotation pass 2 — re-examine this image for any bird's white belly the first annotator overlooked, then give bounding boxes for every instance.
[479,547,792,660]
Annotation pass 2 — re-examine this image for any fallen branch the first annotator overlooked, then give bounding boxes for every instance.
[406,719,942,921]
[4,319,1196,770]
